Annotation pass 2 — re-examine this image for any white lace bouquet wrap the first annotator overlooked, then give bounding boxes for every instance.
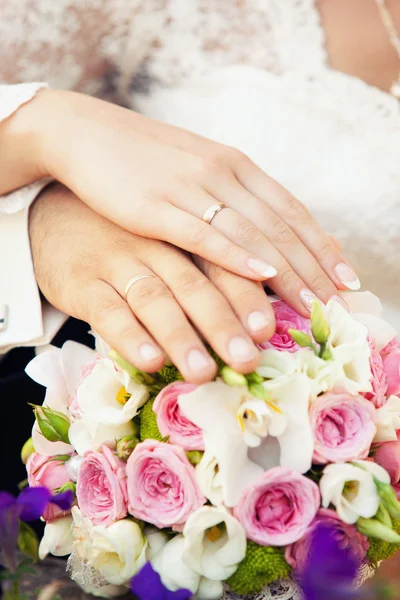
[23,292,400,599]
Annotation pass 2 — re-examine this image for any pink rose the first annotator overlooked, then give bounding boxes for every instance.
[373,434,400,484]
[362,337,388,408]
[126,439,205,529]
[259,301,311,353]
[153,382,204,451]
[233,467,320,546]
[285,508,369,571]
[310,390,376,464]
[76,445,128,526]
[27,453,72,521]
[381,338,400,398]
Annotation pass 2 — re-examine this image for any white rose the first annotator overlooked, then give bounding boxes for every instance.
[152,535,201,594]
[39,516,73,559]
[76,358,148,427]
[196,451,224,506]
[320,460,391,524]
[182,506,246,581]
[375,395,400,442]
[71,507,146,585]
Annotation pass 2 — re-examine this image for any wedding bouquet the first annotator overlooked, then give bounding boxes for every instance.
[20,292,400,599]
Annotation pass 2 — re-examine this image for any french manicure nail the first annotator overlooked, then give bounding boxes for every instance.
[334,263,361,291]
[299,288,318,312]
[139,343,162,361]
[228,336,258,362]
[248,311,269,331]
[247,258,278,279]
[331,294,350,312]
[187,349,213,372]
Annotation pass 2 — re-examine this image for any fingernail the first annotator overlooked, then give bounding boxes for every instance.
[334,263,361,290]
[187,349,213,372]
[331,294,350,312]
[139,343,162,361]
[247,258,277,279]
[248,311,269,331]
[228,336,258,362]
[299,288,318,312]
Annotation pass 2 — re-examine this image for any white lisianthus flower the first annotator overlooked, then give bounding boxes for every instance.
[152,535,201,594]
[68,417,134,456]
[195,578,224,600]
[182,506,247,581]
[236,396,286,447]
[39,516,73,559]
[342,291,397,351]
[196,451,224,506]
[76,358,148,427]
[375,395,400,443]
[144,526,169,561]
[319,460,391,524]
[71,507,147,586]
[179,381,264,507]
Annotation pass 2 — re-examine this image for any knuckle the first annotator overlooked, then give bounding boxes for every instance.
[310,272,333,294]
[222,146,249,167]
[213,314,243,335]
[91,294,126,326]
[220,242,241,266]
[176,270,210,297]
[207,262,233,283]
[317,241,337,262]
[164,324,194,348]
[278,268,298,290]
[283,193,310,222]
[133,278,172,305]
[197,155,230,179]
[191,221,211,250]
[270,219,296,245]
[236,220,265,248]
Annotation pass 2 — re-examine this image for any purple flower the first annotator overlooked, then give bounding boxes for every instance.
[301,523,362,600]
[130,563,192,600]
[0,487,73,572]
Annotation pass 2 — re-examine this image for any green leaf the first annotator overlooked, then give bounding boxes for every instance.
[18,522,39,563]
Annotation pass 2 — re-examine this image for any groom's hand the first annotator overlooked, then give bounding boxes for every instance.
[29,183,276,383]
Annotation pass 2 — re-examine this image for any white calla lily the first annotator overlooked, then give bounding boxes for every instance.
[76,358,148,426]
[152,535,201,594]
[71,507,146,586]
[320,460,391,524]
[182,506,246,581]
[39,516,73,559]
[375,395,400,443]
[237,396,286,447]
[179,381,263,507]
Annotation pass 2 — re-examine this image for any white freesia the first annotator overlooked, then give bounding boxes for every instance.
[71,507,147,585]
[183,506,246,581]
[196,450,224,506]
[320,460,391,524]
[236,396,286,447]
[375,395,400,442]
[179,381,264,507]
[263,373,314,473]
[152,535,201,594]
[27,341,95,455]
[39,516,73,559]
[76,358,148,426]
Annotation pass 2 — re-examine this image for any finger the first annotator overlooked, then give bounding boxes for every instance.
[233,157,360,290]
[194,255,276,345]
[109,261,217,384]
[330,235,342,251]
[146,203,277,282]
[146,249,261,373]
[80,279,165,372]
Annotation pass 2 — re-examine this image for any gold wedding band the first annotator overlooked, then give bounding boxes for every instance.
[202,201,226,225]
[124,275,156,300]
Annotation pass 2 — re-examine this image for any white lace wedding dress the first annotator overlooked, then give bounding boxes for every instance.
[1,0,398,597]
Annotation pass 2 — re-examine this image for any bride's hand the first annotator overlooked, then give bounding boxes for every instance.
[20,89,359,317]
[30,183,277,382]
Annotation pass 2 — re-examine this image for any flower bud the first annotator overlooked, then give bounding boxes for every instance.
[21,438,35,464]
[186,451,204,466]
[356,517,400,543]
[375,479,400,519]
[310,300,330,345]
[375,503,393,529]
[221,366,247,387]
[116,435,139,461]
[57,481,76,495]
[288,329,317,353]
[32,405,70,444]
